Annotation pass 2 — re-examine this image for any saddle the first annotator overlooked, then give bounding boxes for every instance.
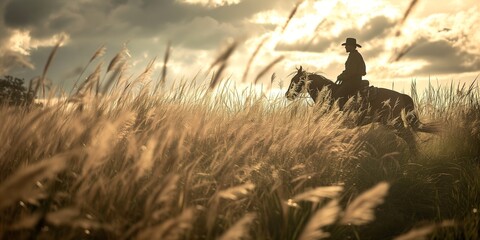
[359,80,377,99]
[361,80,370,88]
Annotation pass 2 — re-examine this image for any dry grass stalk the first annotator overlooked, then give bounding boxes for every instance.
[218,213,256,240]
[254,56,285,84]
[135,138,157,179]
[270,72,276,85]
[8,213,42,230]
[107,46,129,73]
[89,45,107,63]
[107,61,129,94]
[76,62,103,95]
[391,44,416,62]
[218,182,255,200]
[298,200,341,240]
[389,0,420,62]
[158,42,171,90]
[209,41,237,72]
[208,41,237,89]
[302,18,328,51]
[242,37,268,83]
[128,57,156,91]
[146,175,180,212]
[101,66,123,95]
[136,207,196,240]
[290,186,343,204]
[340,182,390,225]
[0,152,70,210]
[209,62,227,89]
[45,208,81,226]
[393,220,455,240]
[281,0,304,34]
[35,36,64,98]
[393,224,435,240]
[81,115,133,175]
[71,44,106,94]
[396,0,420,36]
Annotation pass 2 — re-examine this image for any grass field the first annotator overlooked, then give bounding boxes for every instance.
[0,49,479,240]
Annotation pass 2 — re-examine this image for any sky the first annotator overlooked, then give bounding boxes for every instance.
[0,0,479,93]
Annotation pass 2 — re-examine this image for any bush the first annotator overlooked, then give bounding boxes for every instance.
[0,75,35,106]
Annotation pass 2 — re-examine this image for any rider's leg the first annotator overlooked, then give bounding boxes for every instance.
[333,84,346,109]
[334,83,356,110]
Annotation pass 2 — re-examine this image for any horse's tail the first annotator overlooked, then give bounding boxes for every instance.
[401,95,441,134]
[403,110,441,134]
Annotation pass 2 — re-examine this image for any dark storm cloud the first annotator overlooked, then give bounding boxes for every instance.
[1,0,287,46]
[4,0,64,28]
[405,38,480,74]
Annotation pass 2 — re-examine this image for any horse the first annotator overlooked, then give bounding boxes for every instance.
[285,66,438,155]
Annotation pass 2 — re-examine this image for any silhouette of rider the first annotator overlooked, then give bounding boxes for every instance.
[334,38,366,109]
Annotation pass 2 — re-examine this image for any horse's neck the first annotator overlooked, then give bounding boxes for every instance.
[308,74,335,91]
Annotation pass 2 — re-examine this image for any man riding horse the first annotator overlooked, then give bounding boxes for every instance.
[334,37,367,109]
[284,38,439,155]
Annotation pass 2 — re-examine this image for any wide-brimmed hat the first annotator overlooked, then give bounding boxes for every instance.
[341,38,362,48]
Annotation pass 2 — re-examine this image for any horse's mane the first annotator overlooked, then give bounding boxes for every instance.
[304,71,335,85]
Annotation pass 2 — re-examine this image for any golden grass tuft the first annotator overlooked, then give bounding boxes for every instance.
[340,181,390,225]
[0,153,69,210]
[298,200,341,240]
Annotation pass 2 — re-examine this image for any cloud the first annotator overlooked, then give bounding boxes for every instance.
[1,0,282,45]
[0,2,34,75]
[404,38,480,74]
[0,50,34,75]
[161,16,266,50]
[274,14,395,54]
[275,38,331,53]
[3,0,64,28]
[0,0,277,78]
[108,0,280,37]
[397,7,480,75]
[356,16,396,42]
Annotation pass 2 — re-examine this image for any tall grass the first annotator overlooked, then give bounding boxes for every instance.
[0,49,478,239]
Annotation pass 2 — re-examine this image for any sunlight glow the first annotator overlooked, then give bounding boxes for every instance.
[9,30,31,55]
[249,10,285,25]
[251,0,401,50]
[8,30,70,56]
[177,0,241,8]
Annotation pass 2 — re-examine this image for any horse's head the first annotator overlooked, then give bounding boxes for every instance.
[285,66,309,101]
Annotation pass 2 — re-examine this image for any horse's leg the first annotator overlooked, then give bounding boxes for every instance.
[369,91,422,158]
[333,84,351,110]
[400,94,422,129]
[394,98,419,158]
[396,127,418,158]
